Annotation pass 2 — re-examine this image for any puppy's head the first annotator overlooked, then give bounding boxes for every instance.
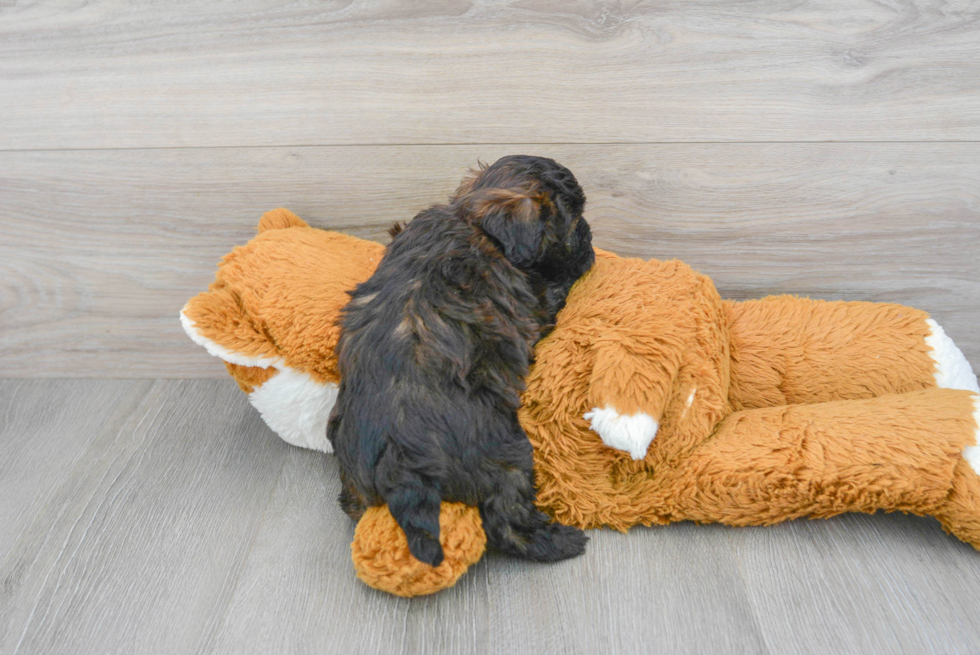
[454,155,594,281]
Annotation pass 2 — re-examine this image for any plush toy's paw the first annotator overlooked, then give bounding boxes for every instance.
[351,502,486,597]
[584,405,658,460]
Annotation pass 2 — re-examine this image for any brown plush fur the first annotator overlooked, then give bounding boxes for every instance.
[183,211,980,597]
[522,251,962,530]
[352,503,485,597]
[726,296,936,410]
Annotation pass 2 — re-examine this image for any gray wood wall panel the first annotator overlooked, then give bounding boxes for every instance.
[2,1,979,149]
[3,380,980,654]
[2,144,977,377]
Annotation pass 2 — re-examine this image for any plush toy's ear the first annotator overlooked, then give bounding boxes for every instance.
[257,207,309,232]
[351,502,486,597]
[465,188,547,269]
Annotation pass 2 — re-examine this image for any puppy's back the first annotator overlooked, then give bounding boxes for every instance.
[332,207,538,478]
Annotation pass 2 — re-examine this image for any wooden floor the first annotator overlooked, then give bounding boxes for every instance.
[3,378,980,655]
[3,1,980,653]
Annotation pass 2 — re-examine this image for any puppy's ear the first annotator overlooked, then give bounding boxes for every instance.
[453,160,489,198]
[466,188,547,268]
[388,221,406,239]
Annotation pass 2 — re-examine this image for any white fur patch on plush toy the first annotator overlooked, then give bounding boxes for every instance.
[961,395,980,476]
[922,320,980,476]
[584,405,658,460]
[926,319,980,393]
[247,367,337,453]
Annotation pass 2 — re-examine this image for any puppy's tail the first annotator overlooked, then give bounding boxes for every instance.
[380,460,444,567]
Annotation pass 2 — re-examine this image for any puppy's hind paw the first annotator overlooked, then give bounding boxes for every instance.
[525,522,588,563]
[408,534,445,567]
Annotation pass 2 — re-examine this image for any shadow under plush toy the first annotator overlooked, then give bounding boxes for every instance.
[182,208,980,597]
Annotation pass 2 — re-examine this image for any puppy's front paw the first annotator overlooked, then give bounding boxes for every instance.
[525,522,588,562]
[408,534,445,567]
[584,405,658,460]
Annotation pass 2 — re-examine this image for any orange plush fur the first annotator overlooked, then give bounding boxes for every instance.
[183,209,980,597]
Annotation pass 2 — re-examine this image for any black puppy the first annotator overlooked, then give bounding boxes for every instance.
[329,155,594,566]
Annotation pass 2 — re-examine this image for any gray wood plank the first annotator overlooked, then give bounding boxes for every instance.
[209,450,767,655]
[2,0,979,149]
[731,512,980,654]
[0,380,152,559]
[484,523,768,655]
[5,380,980,653]
[209,448,494,655]
[0,379,290,655]
[0,379,166,652]
[2,144,978,377]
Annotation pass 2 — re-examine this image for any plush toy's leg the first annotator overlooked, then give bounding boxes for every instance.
[936,396,980,549]
[664,389,980,549]
[925,319,980,392]
[724,297,978,410]
[245,368,337,453]
[936,457,980,550]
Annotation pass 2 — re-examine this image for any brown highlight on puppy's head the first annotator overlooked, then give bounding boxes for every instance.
[460,186,550,268]
[451,155,594,280]
[451,155,595,322]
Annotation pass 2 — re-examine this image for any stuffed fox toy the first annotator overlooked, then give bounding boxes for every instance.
[182,208,980,597]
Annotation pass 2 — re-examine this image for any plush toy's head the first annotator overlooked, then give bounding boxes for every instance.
[180,208,384,452]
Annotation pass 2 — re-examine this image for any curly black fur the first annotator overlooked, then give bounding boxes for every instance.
[329,155,594,566]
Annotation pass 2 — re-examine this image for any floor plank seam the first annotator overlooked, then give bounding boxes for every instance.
[2,140,980,154]
[8,382,162,655]
[196,451,290,655]
[725,530,775,655]
[7,494,82,655]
